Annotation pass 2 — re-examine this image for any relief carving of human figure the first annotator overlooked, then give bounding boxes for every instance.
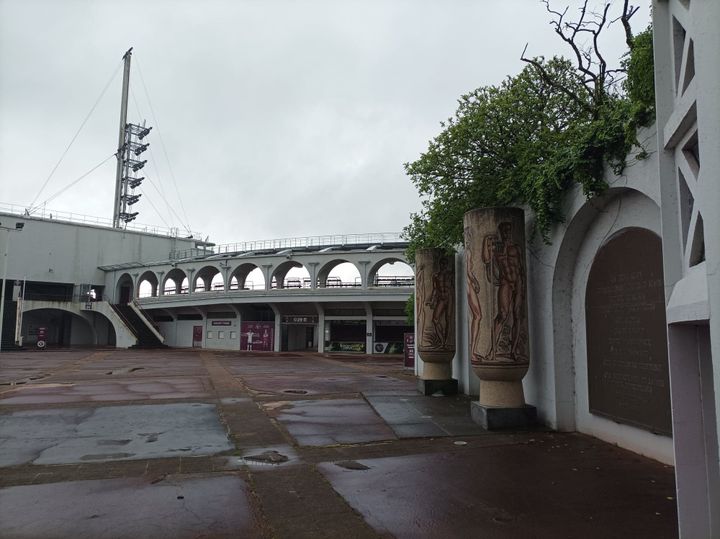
[465,226,483,363]
[415,262,429,347]
[482,221,525,361]
[426,256,452,349]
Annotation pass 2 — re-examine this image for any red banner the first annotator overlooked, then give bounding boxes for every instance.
[240,322,274,351]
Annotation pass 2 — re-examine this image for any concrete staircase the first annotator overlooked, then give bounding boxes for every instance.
[111,303,167,349]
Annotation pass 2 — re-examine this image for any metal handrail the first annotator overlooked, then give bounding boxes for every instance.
[169,232,406,260]
[0,202,201,239]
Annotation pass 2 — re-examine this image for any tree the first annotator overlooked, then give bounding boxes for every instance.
[403,1,651,259]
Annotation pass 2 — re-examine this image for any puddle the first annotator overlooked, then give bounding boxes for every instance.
[335,460,370,471]
[225,445,298,469]
[81,452,134,461]
[262,401,290,411]
[97,439,131,446]
[243,450,289,464]
[106,367,145,375]
[2,383,73,392]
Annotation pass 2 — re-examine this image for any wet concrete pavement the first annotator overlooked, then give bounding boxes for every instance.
[0,349,678,538]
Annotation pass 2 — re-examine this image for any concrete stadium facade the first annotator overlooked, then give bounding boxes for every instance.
[0,215,412,354]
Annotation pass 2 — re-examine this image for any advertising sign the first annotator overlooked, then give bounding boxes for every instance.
[327,342,365,353]
[282,315,318,325]
[240,321,274,351]
[403,333,415,368]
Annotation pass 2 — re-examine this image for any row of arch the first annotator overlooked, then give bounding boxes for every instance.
[117,257,413,300]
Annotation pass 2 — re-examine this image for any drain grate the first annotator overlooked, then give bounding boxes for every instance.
[282,389,308,395]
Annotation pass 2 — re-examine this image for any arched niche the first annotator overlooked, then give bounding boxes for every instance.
[115,273,134,304]
[230,263,265,291]
[584,227,671,435]
[317,259,362,288]
[368,258,414,287]
[137,270,158,298]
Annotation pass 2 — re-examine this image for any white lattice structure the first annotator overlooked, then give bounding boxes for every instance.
[654,1,720,536]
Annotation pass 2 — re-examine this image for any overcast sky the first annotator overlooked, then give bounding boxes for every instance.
[0,0,649,247]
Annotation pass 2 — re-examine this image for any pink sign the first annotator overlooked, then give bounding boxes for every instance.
[240,322,274,351]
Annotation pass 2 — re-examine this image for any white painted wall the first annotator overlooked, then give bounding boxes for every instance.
[204,319,239,351]
[450,127,674,463]
[0,213,195,293]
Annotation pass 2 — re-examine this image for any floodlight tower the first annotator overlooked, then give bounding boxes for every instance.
[112,48,151,227]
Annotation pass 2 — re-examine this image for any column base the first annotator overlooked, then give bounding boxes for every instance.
[471,401,537,430]
[417,378,458,396]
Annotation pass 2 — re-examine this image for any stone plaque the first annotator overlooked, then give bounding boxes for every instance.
[585,228,671,435]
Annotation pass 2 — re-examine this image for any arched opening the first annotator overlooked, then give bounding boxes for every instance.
[137,270,158,298]
[368,258,414,287]
[210,273,225,292]
[115,273,134,304]
[22,308,99,347]
[163,268,187,295]
[230,263,265,291]
[272,261,311,289]
[317,260,362,288]
[193,265,222,292]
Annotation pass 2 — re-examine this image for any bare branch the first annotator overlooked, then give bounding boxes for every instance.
[620,0,640,49]
[592,3,611,87]
[520,44,593,114]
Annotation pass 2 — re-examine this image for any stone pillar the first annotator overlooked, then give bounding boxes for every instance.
[464,207,535,428]
[415,248,458,395]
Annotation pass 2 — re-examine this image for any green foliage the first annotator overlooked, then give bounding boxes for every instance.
[405,293,414,325]
[623,27,656,128]
[403,28,656,260]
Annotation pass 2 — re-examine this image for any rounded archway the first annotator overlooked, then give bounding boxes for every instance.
[317,259,362,287]
[368,258,414,287]
[115,273,134,304]
[271,261,310,289]
[137,270,159,298]
[163,268,187,295]
[22,308,97,347]
[230,263,265,290]
[193,265,222,292]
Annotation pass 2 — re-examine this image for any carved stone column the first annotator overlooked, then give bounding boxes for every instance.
[415,248,457,395]
[464,207,536,428]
